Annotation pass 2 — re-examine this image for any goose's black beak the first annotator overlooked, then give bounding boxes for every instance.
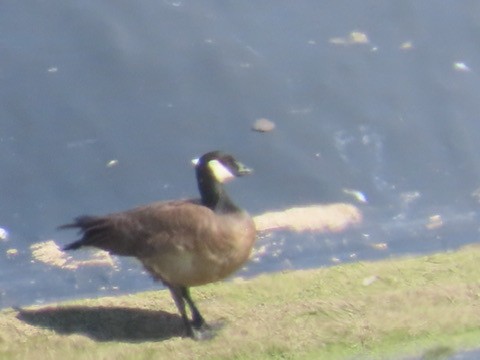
[236,162,253,176]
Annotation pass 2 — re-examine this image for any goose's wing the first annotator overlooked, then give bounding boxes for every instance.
[61,199,216,257]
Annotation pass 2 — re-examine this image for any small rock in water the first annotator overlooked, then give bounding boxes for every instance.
[252,118,276,132]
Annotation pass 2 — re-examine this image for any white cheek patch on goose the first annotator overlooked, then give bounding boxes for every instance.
[208,159,235,183]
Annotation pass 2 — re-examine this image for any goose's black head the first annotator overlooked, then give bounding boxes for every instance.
[193,151,252,212]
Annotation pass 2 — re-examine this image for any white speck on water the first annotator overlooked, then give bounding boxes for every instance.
[252,118,276,132]
[165,0,182,7]
[453,62,471,72]
[106,159,119,168]
[343,188,368,203]
[0,227,8,241]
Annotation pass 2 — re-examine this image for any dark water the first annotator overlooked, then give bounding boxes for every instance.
[1,2,480,336]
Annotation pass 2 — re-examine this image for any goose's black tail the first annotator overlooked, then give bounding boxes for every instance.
[63,240,83,251]
[59,216,105,251]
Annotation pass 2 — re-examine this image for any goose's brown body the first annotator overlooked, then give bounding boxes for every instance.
[61,151,255,340]
[140,203,255,286]
[67,200,255,286]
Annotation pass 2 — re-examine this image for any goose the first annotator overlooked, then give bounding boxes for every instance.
[60,151,256,340]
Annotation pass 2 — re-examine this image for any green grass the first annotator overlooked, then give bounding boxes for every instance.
[2,244,480,359]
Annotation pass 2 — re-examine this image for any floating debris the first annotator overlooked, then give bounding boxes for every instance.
[47,67,58,73]
[6,248,18,258]
[252,118,276,133]
[453,62,471,72]
[106,159,119,168]
[426,215,443,230]
[250,245,267,263]
[370,242,388,250]
[166,1,182,7]
[343,188,368,203]
[399,41,413,50]
[0,227,8,241]
[400,191,421,205]
[30,240,116,270]
[329,31,370,46]
[272,248,283,258]
[349,32,369,44]
[254,203,362,233]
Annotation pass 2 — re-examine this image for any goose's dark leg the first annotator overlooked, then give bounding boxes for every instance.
[181,286,216,340]
[181,286,207,329]
[168,285,214,340]
[168,286,194,338]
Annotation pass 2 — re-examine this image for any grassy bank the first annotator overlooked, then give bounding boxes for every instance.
[2,245,480,359]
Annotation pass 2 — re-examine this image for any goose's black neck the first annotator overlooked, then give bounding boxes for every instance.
[196,170,239,213]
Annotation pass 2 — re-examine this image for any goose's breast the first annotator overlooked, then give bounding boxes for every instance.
[141,213,256,286]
